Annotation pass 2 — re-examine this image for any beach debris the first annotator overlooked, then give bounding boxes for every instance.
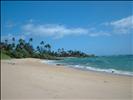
[56,64,62,66]
[7,62,16,65]
[104,81,108,83]
[111,71,114,73]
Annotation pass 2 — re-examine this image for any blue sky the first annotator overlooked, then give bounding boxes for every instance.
[1,1,133,55]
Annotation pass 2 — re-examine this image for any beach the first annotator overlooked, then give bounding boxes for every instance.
[1,58,133,100]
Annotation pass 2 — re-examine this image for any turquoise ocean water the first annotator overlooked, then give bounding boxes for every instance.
[42,55,133,76]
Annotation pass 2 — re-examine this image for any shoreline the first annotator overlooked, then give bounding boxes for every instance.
[1,58,133,100]
[41,59,133,77]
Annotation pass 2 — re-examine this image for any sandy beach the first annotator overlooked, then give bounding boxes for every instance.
[1,58,133,100]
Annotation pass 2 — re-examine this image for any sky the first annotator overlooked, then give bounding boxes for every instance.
[1,1,133,55]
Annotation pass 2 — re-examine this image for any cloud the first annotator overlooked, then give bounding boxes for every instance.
[104,15,133,34]
[22,23,110,39]
[89,31,110,37]
[4,15,132,40]
[22,24,90,39]
[110,16,133,28]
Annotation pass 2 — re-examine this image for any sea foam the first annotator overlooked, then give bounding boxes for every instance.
[70,64,133,76]
[41,55,133,76]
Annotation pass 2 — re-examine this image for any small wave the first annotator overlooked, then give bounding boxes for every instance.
[70,64,133,76]
[41,60,133,76]
[41,60,56,65]
[74,65,86,69]
[82,65,133,76]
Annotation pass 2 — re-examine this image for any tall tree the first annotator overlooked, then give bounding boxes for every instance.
[29,38,33,44]
[40,41,44,45]
[12,37,15,49]
[12,37,15,42]
[45,44,51,52]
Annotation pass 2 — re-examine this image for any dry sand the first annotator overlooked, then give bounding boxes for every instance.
[1,58,133,100]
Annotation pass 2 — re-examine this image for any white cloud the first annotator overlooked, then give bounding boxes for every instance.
[4,15,132,39]
[22,23,111,39]
[110,16,133,28]
[22,24,90,39]
[104,15,133,34]
[89,31,110,37]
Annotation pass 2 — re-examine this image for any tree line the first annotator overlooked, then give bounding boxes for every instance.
[0,38,94,60]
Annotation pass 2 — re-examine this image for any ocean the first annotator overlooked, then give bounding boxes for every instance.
[42,55,133,76]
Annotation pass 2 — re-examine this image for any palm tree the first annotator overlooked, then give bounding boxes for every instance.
[12,37,15,42]
[18,38,25,49]
[45,44,51,52]
[58,48,61,53]
[40,41,44,45]
[61,48,65,57]
[37,46,40,52]
[3,39,8,50]
[5,39,8,44]
[40,41,45,53]
[29,38,33,44]
[19,38,24,44]
[12,37,15,49]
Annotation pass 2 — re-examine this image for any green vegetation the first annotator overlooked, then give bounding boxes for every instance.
[0,37,94,60]
[1,52,11,59]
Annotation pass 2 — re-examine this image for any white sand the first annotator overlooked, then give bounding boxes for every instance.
[1,58,133,100]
